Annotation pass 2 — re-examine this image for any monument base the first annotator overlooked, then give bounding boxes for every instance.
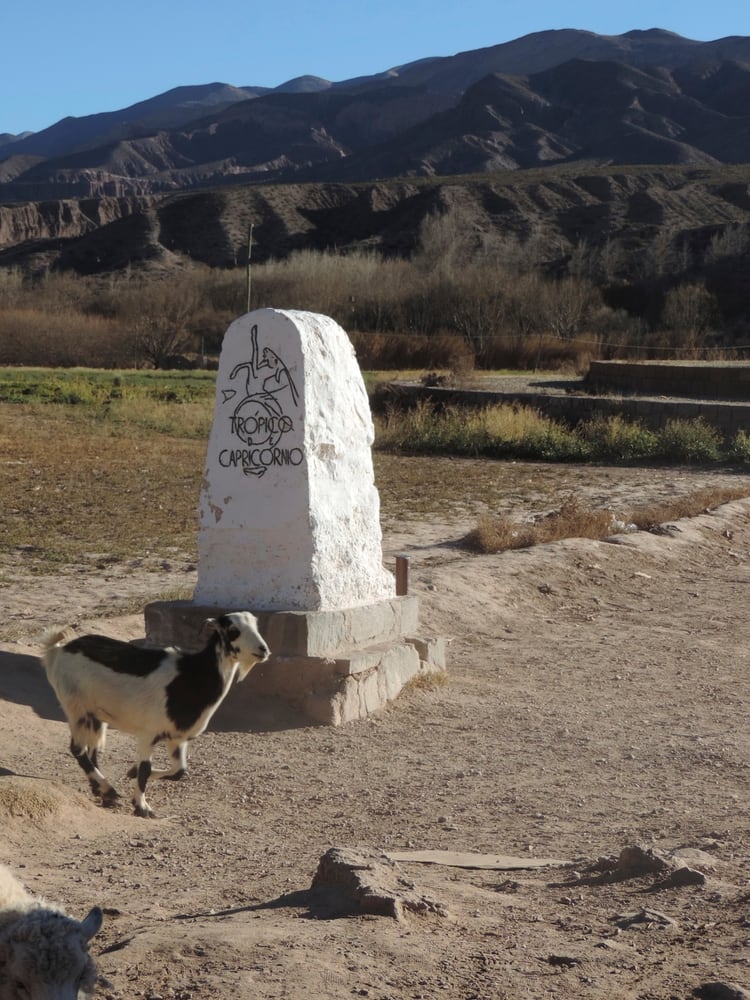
[144,599,446,726]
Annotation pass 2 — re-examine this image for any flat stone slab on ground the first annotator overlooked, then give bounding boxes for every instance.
[387,849,569,870]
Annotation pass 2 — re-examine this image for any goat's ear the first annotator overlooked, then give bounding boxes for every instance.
[81,906,103,941]
[204,618,219,632]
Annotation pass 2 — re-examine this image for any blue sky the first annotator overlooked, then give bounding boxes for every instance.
[3,0,749,136]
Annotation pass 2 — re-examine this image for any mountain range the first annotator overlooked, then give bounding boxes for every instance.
[3,28,750,203]
[3,27,750,279]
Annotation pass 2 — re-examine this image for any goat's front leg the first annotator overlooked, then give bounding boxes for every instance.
[132,738,156,818]
[128,738,188,781]
[155,739,188,781]
[69,720,119,806]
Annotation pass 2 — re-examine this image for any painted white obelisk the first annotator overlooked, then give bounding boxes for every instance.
[194,308,395,612]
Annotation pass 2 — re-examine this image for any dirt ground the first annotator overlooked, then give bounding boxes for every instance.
[2,460,750,1000]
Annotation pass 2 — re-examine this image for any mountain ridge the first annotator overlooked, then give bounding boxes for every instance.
[3,27,750,203]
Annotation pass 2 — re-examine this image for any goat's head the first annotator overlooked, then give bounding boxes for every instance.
[207,611,270,680]
[0,905,102,999]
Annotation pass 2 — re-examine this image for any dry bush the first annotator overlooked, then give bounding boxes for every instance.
[464,497,613,553]
[445,263,506,361]
[0,308,130,366]
[415,204,485,274]
[253,249,410,324]
[76,268,232,359]
[532,498,615,542]
[200,269,246,314]
[30,271,95,312]
[464,486,750,554]
[478,332,593,372]
[660,282,716,346]
[2,242,745,371]
[538,276,603,342]
[351,332,471,371]
[401,670,449,695]
[0,267,25,308]
[463,514,535,553]
[626,486,749,530]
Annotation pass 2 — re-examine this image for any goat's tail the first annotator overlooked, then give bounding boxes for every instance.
[39,627,68,673]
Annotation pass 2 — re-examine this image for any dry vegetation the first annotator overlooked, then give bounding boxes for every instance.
[463,487,750,554]
[2,389,749,584]
[0,404,204,573]
[1,203,747,373]
[376,400,750,465]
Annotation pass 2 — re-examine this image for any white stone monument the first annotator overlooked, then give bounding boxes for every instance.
[145,308,445,725]
[194,308,395,611]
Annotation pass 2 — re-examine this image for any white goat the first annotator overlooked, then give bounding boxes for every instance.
[0,864,102,1000]
[40,612,270,818]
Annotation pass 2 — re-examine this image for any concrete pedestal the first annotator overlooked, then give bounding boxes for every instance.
[144,598,446,726]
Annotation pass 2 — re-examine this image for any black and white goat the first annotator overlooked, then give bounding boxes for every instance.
[40,612,270,818]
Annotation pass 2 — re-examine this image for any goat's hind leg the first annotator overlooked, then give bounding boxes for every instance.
[70,716,119,806]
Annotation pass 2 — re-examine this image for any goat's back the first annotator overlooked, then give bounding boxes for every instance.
[39,642,181,736]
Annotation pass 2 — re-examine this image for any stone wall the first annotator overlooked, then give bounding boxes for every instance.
[387,383,750,440]
[587,360,750,401]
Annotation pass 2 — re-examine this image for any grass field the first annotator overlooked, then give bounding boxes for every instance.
[2,368,749,576]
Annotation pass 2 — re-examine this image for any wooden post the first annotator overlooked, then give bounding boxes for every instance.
[395,555,409,596]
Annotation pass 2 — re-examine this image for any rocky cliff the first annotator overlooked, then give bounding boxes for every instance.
[3,166,750,280]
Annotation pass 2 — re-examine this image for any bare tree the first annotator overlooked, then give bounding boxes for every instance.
[451,287,506,363]
[123,279,200,368]
[661,282,716,348]
[133,314,193,369]
[504,272,545,339]
[568,237,627,283]
[540,276,601,341]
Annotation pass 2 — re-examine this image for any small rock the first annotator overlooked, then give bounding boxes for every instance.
[695,983,750,1000]
[615,908,676,930]
[656,865,706,889]
[547,954,579,967]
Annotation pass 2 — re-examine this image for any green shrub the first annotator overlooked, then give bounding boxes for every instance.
[377,402,588,461]
[729,429,750,463]
[655,418,723,463]
[578,414,658,461]
[376,403,733,466]
[517,423,589,461]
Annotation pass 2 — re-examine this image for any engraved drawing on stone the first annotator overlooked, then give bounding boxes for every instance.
[219,324,302,478]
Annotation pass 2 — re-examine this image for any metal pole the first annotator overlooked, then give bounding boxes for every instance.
[246,223,254,313]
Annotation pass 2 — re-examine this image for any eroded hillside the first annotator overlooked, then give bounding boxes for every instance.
[3,166,750,280]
